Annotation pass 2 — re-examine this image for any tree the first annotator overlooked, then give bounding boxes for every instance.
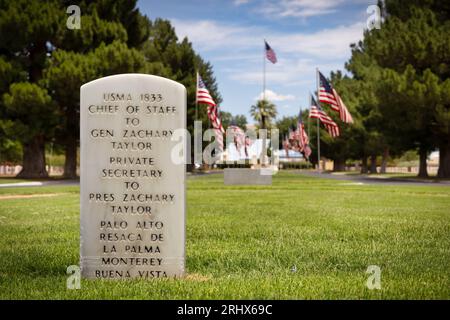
[1,2,223,177]
[2,83,56,178]
[141,18,222,168]
[276,115,297,148]
[44,0,150,178]
[0,120,22,164]
[438,79,450,177]
[43,40,152,178]
[344,50,392,174]
[376,67,439,177]
[233,115,248,129]
[250,99,277,129]
[0,56,25,164]
[84,0,151,48]
[0,0,63,177]
[221,112,247,130]
[220,111,233,129]
[345,2,450,177]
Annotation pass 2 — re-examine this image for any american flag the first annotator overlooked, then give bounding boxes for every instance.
[295,110,312,159]
[265,40,277,64]
[318,71,353,124]
[309,94,340,138]
[197,73,216,106]
[197,73,224,151]
[207,105,224,151]
[288,127,296,141]
[303,144,312,159]
[288,126,302,152]
[227,124,245,153]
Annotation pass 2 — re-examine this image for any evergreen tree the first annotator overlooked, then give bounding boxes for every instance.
[0,0,63,177]
[345,1,450,177]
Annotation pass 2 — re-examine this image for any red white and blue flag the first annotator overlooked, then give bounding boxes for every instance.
[265,40,277,64]
[227,124,245,151]
[310,94,340,138]
[197,73,224,151]
[197,73,216,106]
[318,71,353,124]
[295,109,311,158]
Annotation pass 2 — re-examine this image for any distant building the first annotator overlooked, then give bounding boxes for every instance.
[278,149,304,162]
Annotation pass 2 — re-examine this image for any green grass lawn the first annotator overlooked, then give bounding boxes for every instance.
[0,178,28,184]
[0,172,449,299]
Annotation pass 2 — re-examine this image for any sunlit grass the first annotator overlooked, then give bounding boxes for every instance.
[0,172,449,299]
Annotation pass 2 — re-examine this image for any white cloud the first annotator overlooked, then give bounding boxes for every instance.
[255,90,295,101]
[171,19,255,52]
[172,19,364,60]
[271,22,365,58]
[228,58,340,86]
[234,0,250,6]
[258,0,346,18]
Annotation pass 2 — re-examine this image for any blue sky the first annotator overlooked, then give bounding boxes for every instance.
[138,0,373,123]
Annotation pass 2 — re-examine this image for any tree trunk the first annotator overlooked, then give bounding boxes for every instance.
[437,140,450,178]
[17,135,48,179]
[63,137,78,179]
[361,156,368,174]
[418,147,428,178]
[333,159,346,172]
[370,154,377,174]
[380,148,389,174]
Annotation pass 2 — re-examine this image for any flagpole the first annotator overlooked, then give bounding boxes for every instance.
[307,93,311,143]
[261,39,267,167]
[195,71,199,121]
[316,68,321,173]
[263,40,266,102]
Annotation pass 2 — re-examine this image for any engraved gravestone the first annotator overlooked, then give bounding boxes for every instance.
[80,74,186,279]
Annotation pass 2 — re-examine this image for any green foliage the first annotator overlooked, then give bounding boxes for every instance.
[280,161,313,170]
[0,1,63,170]
[59,9,128,52]
[250,99,278,129]
[0,120,22,164]
[94,41,150,75]
[233,114,248,128]
[0,1,222,172]
[141,18,221,138]
[276,115,297,139]
[0,0,63,54]
[340,1,450,176]
[2,83,56,143]
[221,112,248,129]
[81,0,151,48]
[0,57,27,94]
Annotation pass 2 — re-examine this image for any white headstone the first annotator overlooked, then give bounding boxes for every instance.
[80,74,186,279]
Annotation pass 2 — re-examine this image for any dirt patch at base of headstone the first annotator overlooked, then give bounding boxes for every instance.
[0,193,64,200]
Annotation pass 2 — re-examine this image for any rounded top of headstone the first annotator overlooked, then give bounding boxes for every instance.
[81,73,186,92]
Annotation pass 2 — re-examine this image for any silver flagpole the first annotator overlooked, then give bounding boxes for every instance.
[316,68,321,173]
[261,40,267,166]
[263,40,266,102]
[307,93,311,142]
[195,71,199,121]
